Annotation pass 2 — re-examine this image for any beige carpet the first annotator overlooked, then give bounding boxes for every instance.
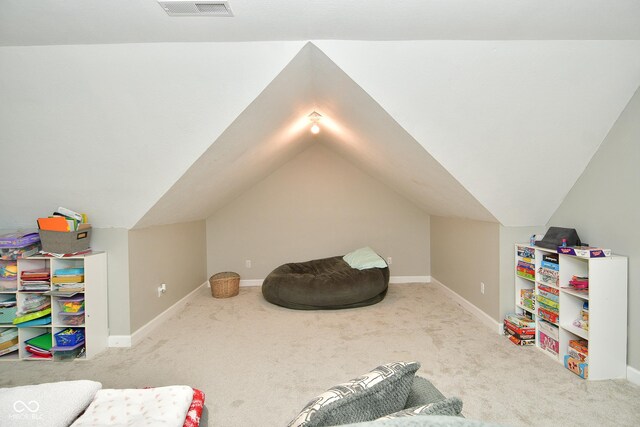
[1,283,640,426]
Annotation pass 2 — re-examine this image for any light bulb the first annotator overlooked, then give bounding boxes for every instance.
[310,123,320,134]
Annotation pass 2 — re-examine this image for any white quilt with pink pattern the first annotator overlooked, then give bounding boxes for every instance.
[71,385,193,427]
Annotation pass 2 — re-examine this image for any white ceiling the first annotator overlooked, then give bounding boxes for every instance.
[0,41,305,229]
[2,0,640,229]
[1,1,640,46]
[136,44,496,228]
[315,40,640,225]
[2,40,639,228]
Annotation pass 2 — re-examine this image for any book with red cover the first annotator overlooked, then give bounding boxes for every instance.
[504,319,535,336]
[504,326,535,341]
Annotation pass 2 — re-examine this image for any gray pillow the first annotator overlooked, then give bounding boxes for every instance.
[287,361,421,427]
[405,376,446,408]
[378,397,463,419]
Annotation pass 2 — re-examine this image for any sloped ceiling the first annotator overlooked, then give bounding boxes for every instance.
[2,40,640,229]
[136,43,496,228]
[0,41,305,228]
[315,41,640,225]
[1,1,640,46]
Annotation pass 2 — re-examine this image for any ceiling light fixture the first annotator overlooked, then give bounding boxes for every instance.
[308,111,322,134]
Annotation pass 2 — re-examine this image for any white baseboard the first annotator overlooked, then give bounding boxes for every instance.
[109,281,208,348]
[108,335,132,347]
[240,279,263,287]
[627,365,640,386]
[238,276,431,287]
[430,277,502,334]
[390,276,431,284]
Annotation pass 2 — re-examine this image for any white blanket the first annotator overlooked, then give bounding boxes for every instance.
[71,385,193,427]
[0,380,102,427]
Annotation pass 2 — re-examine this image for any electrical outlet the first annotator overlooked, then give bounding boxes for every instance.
[386,257,393,265]
[157,283,167,297]
[245,260,252,268]
[480,282,485,294]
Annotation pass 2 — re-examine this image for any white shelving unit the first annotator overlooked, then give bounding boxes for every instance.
[514,244,628,380]
[0,251,107,362]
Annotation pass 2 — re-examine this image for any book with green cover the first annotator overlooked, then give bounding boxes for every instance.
[25,332,52,351]
[13,307,51,325]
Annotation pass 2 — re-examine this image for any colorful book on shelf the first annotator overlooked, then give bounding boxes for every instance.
[537,295,559,309]
[504,319,535,336]
[25,332,52,351]
[20,268,50,279]
[558,246,611,258]
[0,328,18,343]
[569,339,588,355]
[538,289,559,302]
[0,343,19,356]
[538,307,559,324]
[538,284,559,296]
[51,275,84,284]
[37,216,69,232]
[15,315,51,327]
[540,260,559,271]
[54,268,85,276]
[504,326,535,341]
[564,355,588,379]
[538,320,559,339]
[517,265,535,274]
[507,334,535,346]
[567,346,589,363]
[505,313,535,328]
[12,307,51,325]
[0,335,18,351]
[517,246,535,259]
[539,331,559,356]
[517,260,535,270]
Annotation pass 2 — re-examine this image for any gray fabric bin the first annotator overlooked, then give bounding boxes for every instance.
[39,228,91,254]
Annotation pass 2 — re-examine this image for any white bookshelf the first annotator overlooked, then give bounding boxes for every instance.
[513,244,628,380]
[0,252,107,361]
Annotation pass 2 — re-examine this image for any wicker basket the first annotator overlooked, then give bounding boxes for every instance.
[209,272,240,298]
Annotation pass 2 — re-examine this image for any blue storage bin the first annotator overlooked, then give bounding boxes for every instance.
[54,328,84,347]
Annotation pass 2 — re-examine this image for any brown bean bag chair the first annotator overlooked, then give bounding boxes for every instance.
[262,256,389,310]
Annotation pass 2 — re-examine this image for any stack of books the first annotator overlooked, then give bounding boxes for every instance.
[537,253,559,287]
[564,340,588,379]
[504,313,535,346]
[13,294,51,327]
[24,332,52,359]
[516,246,535,280]
[52,268,85,293]
[0,328,19,357]
[537,284,559,324]
[520,288,535,311]
[20,269,50,292]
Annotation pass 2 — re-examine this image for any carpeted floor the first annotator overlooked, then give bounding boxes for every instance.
[1,283,639,426]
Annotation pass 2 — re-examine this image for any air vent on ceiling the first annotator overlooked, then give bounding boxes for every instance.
[158,1,234,17]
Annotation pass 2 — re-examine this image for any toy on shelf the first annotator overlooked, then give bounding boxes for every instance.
[572,301,589,331]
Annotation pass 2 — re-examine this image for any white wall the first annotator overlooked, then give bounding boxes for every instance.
[206,144,430,279]
[91,228,131,335]
[548,86,640,371]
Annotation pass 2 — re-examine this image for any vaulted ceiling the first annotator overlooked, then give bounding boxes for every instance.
[1,2,640,229]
